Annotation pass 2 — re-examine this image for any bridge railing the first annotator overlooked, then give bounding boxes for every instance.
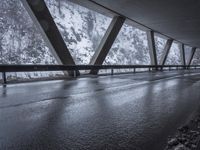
[0,65,200,84]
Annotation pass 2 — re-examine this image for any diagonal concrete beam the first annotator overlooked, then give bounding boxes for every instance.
[21,0,79,76]
[188,47,197,66]
[180,43,186,66]
[159,39,173,65]
[147,30,157,66]
[89,16,125,75]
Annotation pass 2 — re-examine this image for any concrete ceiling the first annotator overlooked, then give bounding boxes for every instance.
[91,0,200,48]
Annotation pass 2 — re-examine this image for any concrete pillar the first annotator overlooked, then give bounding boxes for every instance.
[89,16,125,75]
[180,43,186,66]
[147,30,157,66]
[188,47,196,66]
[21,0,79,76]
[159,39,173,65]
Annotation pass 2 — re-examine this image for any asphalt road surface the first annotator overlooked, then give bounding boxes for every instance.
[1,70,200,150]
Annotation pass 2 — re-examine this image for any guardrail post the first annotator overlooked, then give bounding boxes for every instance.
[73,70,77,78]
[111,69,114,75]
[2,72,7,84]
[134,68,136,73]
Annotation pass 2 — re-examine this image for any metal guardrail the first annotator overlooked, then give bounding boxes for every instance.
[0,64,200,84]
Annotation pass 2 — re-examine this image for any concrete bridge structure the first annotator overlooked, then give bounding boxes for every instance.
[1,0,200,149]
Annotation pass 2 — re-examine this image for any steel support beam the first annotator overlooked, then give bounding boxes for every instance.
[21,0,79,76]
[180,43,186,66]
[159,39,173,65]
[147,30,157,66]
[89,16,125,75]
[188,47,197,66]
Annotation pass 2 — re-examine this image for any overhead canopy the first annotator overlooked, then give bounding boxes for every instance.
[90,0,200,48]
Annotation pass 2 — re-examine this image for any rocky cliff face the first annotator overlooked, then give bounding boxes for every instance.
[0,0,56,65]
[0,0,195,80]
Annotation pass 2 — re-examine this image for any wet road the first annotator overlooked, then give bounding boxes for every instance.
[0,70,200,150]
